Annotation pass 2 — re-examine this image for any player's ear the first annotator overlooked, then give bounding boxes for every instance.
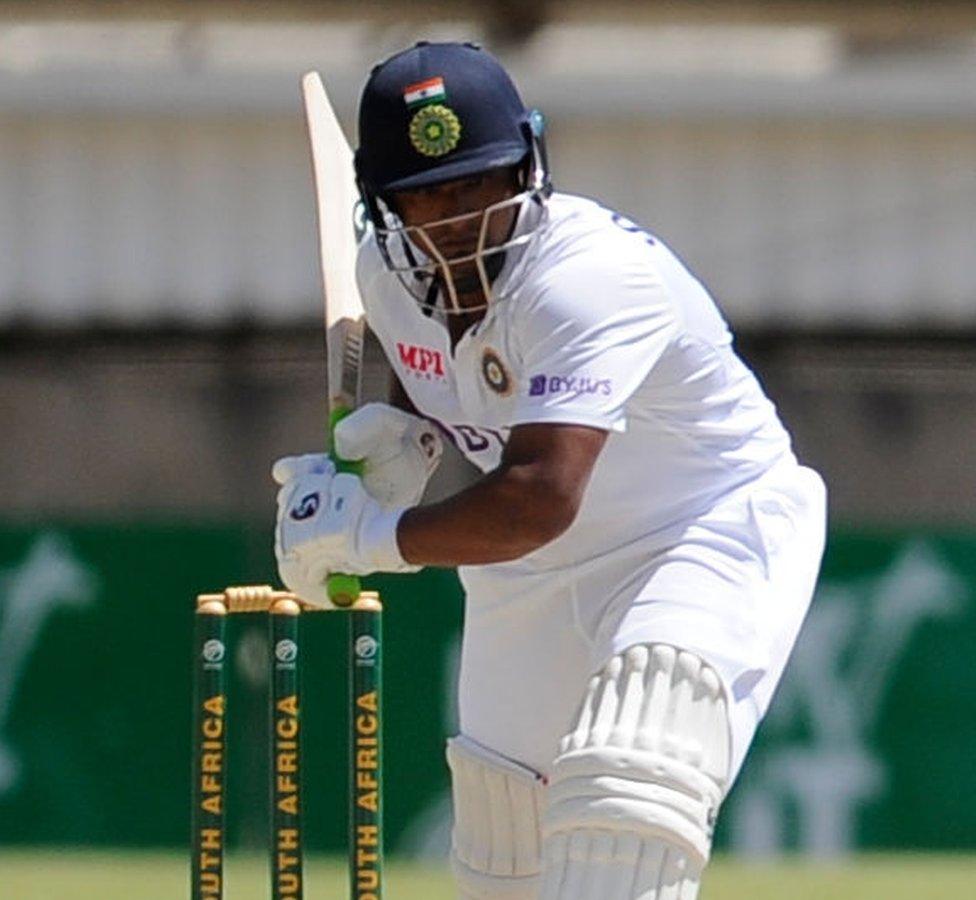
[514,162,526,189]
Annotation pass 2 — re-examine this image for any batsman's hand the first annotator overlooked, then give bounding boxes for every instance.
[334,403,442,507]
[272,454,341,608]
[272,454,420,605]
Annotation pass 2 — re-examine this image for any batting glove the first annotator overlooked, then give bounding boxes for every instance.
[272,454,341,608]
[334,403,443,507]
[273,456,419,606]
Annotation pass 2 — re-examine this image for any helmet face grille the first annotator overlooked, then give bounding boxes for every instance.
[371,186,551,317]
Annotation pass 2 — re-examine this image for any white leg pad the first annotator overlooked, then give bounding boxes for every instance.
[540,645,731,900]
[447,734,547,900]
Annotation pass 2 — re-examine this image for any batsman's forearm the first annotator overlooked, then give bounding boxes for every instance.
[396,464,577,566]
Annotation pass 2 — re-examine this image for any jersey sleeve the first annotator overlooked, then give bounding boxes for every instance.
[510,252,678,432]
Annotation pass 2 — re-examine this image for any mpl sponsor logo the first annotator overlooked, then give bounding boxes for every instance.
[397,342,446,381]
[528,374,612,398]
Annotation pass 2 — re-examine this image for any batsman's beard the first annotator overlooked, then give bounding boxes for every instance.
[435,250,508,300]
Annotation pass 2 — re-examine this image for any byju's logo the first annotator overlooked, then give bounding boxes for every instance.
[289,492,320,521]
[528,374,612,397]
[529,374,547,396]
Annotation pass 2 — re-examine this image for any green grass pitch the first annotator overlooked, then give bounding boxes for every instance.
[1,850,973,898]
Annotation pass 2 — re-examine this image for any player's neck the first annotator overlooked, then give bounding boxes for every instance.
[447,295,486,350]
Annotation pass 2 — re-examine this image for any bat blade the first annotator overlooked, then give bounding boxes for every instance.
[302,70,365,421]
[302,70,367,607]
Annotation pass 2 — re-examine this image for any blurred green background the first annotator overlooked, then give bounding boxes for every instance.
[1,526,973,861]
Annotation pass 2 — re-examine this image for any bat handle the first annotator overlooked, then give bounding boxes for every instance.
[327,406,365,607]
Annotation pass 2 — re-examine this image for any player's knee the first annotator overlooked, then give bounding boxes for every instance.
[446,734,547,900]
[540,644,731,899]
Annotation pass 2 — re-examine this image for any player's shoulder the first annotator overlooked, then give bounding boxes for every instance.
[522,193,732,346]
[527,193,666,289]
[514,193,669,315]
[542,192,658,251]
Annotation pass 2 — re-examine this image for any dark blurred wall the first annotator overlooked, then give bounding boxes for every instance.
[1,328,973,525]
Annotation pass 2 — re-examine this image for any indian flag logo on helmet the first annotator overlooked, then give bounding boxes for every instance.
[404,77,462,158]
[403,77,447,108]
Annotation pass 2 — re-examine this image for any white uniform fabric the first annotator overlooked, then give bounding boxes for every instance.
[358,192,827,778]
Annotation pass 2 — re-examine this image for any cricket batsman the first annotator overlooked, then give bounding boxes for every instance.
[273,42,827,899]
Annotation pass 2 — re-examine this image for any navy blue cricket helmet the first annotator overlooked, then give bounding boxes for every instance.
[354,41,549,201]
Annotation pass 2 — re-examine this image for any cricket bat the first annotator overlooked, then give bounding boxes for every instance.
[302,70,366,607]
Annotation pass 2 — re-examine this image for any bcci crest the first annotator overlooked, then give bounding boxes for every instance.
[409,104,462,158]
[481,349,512,396]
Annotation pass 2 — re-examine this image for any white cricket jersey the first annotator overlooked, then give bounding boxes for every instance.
[358,192,826,776]
[358,192,794,574]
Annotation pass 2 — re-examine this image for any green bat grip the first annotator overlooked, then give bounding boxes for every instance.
[327,406,365,607]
